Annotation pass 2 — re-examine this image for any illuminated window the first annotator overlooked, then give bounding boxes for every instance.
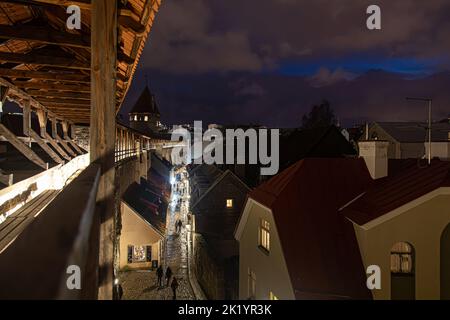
[259,219,270,252]
[127,245,152,263]
[391,242,415,300]
[144,116,149,121]
[247,268,256,299]
[130,115,133,121]
[391,242,414,274]
[226,199,233,208]
[269,292,278,300]
[134,115,138,121]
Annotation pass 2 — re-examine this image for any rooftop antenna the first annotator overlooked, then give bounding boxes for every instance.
[406,97,433,165]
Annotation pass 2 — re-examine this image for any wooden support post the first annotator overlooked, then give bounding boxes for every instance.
[91,0,117,300]
[63,121,83,154]
[50,117,75,158]
[36,109,47,138]
[22,100,32,147]
[62,121,69,140]
[51,116,57,139]
[33,108,64,163]
[70,123,75,139]
[0,124,47,169]
[22,100,31,136]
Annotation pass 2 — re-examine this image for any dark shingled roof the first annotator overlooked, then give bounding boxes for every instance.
[280,126,357,170]
[249,158,373,300]
[122,182,166,236]
[129,86,160,115]
[374,122,450,143]
[342,159,450,225]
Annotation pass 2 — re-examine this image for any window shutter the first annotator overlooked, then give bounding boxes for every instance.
[146,245,152,262]
[128,245,133,263]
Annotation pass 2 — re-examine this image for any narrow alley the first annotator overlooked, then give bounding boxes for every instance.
[120,167,195,300]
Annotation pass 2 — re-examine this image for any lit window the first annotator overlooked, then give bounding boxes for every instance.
[391,242,414,274]
[144,116,149,121]
[269,292,278,300]
[247,268,256,299]
[226,199,233,208]
[134,115,138,121]
[127,245,152,263]
[259,219,270,252]
[130,116,133,121]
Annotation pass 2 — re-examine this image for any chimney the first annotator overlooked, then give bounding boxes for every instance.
[358,140,389,179]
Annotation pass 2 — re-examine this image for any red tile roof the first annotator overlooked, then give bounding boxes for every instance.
[343,159,450,225]
[249,158,373,299]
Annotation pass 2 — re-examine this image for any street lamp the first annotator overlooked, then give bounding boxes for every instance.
[406,97,433,165]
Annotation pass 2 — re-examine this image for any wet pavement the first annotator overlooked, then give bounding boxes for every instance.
[120,167,195,300]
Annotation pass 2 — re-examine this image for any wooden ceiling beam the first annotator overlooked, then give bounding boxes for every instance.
[26,90,90,99]
[0,68,90,83]
[0,68,128,85]
[0,50,135,69]
[36,97,91,106]
[14,81,90,92]
[0,52,90,70]
[0,24,90,48]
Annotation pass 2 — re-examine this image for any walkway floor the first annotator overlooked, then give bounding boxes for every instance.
[120,170,195,300]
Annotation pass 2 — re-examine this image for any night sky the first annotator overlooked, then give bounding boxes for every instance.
[122,0,450,127]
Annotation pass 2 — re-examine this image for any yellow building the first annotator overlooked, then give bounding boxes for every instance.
[120,181,167,270]
[235,141,450,300]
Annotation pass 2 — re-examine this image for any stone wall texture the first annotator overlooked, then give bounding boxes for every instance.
[73,125,90,151]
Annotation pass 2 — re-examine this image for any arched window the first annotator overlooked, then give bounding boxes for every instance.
[391,242,415,300]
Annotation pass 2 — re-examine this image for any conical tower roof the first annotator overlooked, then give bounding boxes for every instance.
[130,86,160,115]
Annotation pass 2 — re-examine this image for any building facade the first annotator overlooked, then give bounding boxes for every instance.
[189,164,250,299]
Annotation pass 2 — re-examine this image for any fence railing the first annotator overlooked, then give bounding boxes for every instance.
[0,163,101,299]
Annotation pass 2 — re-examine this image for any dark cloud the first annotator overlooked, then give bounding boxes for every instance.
[123,0,450,127]
[143,0,450,74]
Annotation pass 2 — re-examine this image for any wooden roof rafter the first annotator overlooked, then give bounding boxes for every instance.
[0,0,162,124]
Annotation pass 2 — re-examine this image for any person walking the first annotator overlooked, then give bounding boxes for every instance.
[165,266,172,287]
[156,265,164,288]
[113,280,123,300]
[171,277,179,300]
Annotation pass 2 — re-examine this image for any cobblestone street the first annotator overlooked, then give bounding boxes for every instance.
[120,168,195,300]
